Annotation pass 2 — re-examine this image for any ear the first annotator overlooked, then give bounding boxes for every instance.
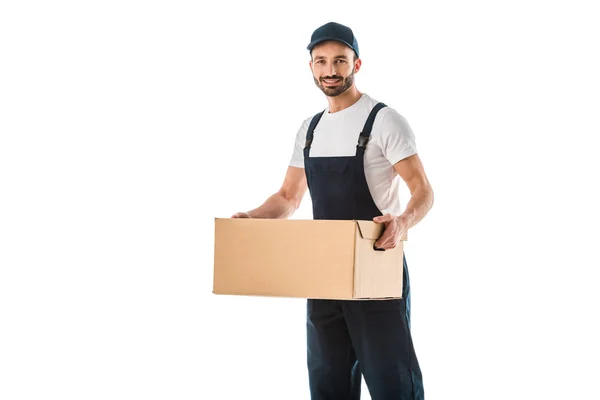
[354,58,362,73]
[309,60,313,70]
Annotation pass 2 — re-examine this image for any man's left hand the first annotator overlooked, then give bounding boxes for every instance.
[372,213,411,250]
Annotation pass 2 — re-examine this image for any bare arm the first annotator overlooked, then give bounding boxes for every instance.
[232,166,308,219]
[393,153,434,229]
[374,154,434,249]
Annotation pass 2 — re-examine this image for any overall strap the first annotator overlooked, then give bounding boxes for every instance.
[357,102,387,149]
[304,110,325,157]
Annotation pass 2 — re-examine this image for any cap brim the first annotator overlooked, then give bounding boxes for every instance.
[307,37,355,53]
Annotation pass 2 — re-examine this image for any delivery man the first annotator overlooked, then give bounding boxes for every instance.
[232,21,434,400]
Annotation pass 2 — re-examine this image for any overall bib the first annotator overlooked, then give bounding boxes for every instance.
[304,103,424,400]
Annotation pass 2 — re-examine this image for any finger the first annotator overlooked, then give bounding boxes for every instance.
[376,231,403,250]
[375,219,397,244]
[374,240,393,250]
[388,235,404,249]
[384,240,397,250]
[373,213,394,223]
[377,239,396,250]
[374,231,392,249]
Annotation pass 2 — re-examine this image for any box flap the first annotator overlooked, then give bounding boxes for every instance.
[355,220,408,241]
[355,220,383,240]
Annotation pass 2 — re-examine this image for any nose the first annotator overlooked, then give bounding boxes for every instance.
[327,62,337,76]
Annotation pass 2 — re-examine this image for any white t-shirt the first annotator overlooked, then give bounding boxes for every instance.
[289,93,417,216]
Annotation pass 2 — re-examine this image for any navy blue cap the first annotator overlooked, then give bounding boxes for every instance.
[307,22,359,58]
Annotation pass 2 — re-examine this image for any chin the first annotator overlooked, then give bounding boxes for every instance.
[321,87,346,97]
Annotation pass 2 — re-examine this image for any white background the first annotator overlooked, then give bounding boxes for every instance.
[1,0,599,399]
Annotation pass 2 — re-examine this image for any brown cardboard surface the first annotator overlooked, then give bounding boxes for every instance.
[353,220,406,299]
[354,230,404,299]
[213,218,405,300]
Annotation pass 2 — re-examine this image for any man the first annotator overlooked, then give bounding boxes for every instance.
[232,21,433,400]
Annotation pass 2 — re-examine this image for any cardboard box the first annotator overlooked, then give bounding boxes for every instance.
[212,218,406,300]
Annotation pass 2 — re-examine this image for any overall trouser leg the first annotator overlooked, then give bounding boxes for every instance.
[306,299,362,400]
[341,256,424,400]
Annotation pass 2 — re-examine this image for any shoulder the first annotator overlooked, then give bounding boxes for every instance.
[294,109,323,143]
[362,94,407,123]
[379,107,412,133]
[297,108,327,134]
[365,99,416,158]
[364,98,412,136]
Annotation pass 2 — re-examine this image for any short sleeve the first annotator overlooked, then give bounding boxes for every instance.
[289,118,309,168]
[378,109,417,165]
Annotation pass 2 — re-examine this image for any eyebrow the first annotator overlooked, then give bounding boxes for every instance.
[313,55,349,60]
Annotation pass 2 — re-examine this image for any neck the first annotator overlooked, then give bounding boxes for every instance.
[327,86,362,113]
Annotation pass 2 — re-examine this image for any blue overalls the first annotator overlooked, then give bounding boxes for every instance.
[304,102,424,400]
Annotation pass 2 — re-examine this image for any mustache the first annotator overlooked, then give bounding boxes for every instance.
[320,75,343,81]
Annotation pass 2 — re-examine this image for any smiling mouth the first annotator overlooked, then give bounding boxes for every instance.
[322,78,342,85]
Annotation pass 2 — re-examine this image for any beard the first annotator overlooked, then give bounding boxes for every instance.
[313,69,355,97]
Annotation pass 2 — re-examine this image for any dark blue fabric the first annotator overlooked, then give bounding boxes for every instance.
[307,22,360,58]
[304,103,424,400]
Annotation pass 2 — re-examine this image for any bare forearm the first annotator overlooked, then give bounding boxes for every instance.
[246,192,298,219]
[401,185,434,229]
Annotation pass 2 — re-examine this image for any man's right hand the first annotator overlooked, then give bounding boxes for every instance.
[231,212,252,218]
